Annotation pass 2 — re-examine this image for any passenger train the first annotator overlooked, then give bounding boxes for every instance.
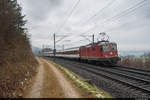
[44,40,120,64]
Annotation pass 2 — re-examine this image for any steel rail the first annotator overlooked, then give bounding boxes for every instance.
[114,65,150,73]
[110,66,150,76]
[69,62,150,93]
[53,59,150,93]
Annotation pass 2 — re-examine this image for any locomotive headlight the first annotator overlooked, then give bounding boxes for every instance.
[110,52,113,55]
[105,55,108,57]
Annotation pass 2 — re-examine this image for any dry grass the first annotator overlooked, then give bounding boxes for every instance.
[118,58,150,68]
[0,61,37,98]
[62,71,94,98]
[22,66,39,98]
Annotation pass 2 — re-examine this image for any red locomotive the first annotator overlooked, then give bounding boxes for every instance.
[79,40,120,64]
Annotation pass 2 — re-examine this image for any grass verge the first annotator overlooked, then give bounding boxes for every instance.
[47,59,111,98]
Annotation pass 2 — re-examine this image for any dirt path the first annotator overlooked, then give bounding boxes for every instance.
[24,58,81,98]
[24,58,44,98]
[43,59,81,98]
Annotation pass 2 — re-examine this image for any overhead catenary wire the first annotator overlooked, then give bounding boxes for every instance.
[102,0,148,24]
[82,0,115,25]
[64,38,90,46]
[80,35,92,42]
[63,39,90,48]
[79,0,149,35]
[56,35,68,43]
[54,0,149,49]
[55,32,76,44]
[101,0,149,33]
[105,14,150,32]
[68,39,84,44]
[55,0,114,46]
[56,0,81,34]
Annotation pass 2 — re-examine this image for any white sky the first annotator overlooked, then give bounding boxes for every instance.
[18,0,150,51]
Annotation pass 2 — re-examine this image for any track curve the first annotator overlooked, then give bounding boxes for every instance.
[44,57,150,98]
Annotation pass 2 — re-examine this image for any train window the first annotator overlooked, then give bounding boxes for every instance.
[112,45,117,51]
[75,50,77,54]
[92,47,95,52]
[100,47,103,52]
[82,48,85,52]
[103,45,109,52]
[87,48,90,52]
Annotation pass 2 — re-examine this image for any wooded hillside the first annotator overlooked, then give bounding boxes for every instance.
[0,0,38,97]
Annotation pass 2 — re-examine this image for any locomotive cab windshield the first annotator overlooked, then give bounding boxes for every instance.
[102,45,110,52]
[112,44,117,51]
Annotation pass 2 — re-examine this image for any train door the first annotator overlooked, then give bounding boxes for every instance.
[98,46,103,58]
[89,47,92,57]
[81,47,86,57]
[87,47,90,57]
[85,48,87,58]
[95,46,99,58]
[92,46,96,58]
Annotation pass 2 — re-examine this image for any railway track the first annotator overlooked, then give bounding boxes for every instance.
[82,66,150,93]
[111,65,150,76]
[64,60,150,93]
[44,57,150,97]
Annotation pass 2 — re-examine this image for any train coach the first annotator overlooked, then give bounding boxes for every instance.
[48,40,120,64]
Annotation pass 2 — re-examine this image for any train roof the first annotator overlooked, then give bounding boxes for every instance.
[57,41,117,52]
[57,46,79,52]
[81,41,117,48]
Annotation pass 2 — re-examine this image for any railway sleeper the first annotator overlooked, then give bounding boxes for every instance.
[84,79,96,87]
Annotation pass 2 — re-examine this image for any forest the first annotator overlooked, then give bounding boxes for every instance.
[0,0,37,97]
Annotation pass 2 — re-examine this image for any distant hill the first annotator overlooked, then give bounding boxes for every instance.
[32,46,41,56]
[119,50,149,57]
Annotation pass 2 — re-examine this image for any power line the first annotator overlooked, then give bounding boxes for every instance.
[54,0,148,48]
[65,38,89,45]
[56,36,68,43]
[55,32,75,44]
[62,40,83,48]
[69,40,84,44]
[82,0,115,25]
[55,0,114,43]
[56,0,81,34]
[102,0,148,24]
[55,34,68,43]
[101,0,149,33]
[80,0,148,35]
[105,14,150,32]
[80,35,92,42]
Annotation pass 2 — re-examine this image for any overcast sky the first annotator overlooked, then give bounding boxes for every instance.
[18,0,150,51]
